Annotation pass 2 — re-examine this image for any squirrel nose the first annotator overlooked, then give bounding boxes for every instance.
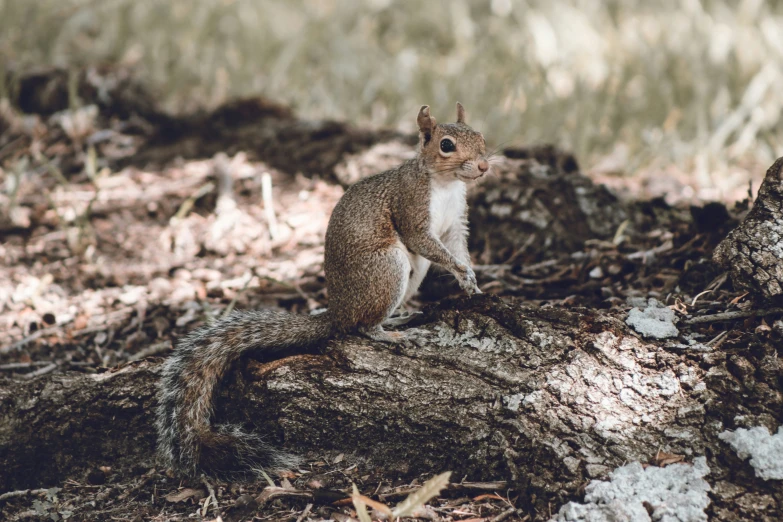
[478,160,489,173]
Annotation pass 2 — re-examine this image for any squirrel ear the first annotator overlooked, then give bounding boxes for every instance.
[456,102,466,123]
[417,105,436,137]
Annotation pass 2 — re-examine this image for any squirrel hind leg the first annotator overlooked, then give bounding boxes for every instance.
[331,245,411,329]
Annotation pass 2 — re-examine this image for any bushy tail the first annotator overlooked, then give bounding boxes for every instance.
[155,309,334,477]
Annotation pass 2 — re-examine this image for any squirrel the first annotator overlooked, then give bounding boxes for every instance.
[156,103,491,477]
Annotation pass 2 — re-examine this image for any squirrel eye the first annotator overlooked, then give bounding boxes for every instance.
[440,138,456,153]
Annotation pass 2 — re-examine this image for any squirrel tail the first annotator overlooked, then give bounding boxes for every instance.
[155,309,335,477]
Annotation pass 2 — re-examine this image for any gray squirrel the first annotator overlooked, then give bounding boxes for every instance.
[156,103,491,477]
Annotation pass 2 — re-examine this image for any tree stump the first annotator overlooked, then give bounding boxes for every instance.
[714,157,783,301]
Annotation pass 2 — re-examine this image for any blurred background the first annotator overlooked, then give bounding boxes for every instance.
[2,0,782,202]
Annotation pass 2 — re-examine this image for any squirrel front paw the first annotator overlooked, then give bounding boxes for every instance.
[456,264,481,295]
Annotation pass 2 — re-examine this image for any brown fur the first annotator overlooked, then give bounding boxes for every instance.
[156,104,490,477]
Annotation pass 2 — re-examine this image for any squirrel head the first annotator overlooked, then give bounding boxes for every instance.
[417,103,490,182]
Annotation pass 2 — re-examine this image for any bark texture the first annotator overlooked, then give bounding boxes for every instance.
[2,296,781,520]
[0,363,159,492]
[714,157,783,301]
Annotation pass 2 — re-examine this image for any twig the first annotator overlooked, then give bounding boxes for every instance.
[0,135,26,162]
[67,361,98,373]
[627,240,673,261]
[381,481,510,501]
[39,154,71,186]
[259,469,276,489]
[261,171,279,240]
[201,476,219,517]
[117,474,154,501]
[519,259,559,273]
[706,331,729,347]
[706,272,728,292]
[612,219,630,245]
[256,487,313,505]
[473,264,513,272]
[6,156,26,213]
[0,361,52,371]
[72,324,118,337]
[711,332,731,351]
[22,362,58,380]
[490,507,523,522]
[454,481,509,491]
[256,273,311,303]
[684,307,783,325]
[222,274,252,318]
[1,325,61,354]
[70,307,135,337]
[173,182,215,221]
[690,290,712,307]
[127,340,172,362]
[213,151,238,218]
[0,488,48,502]
[296,502,313,522]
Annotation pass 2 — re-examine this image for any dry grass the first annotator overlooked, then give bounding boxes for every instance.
[2,0,782,201]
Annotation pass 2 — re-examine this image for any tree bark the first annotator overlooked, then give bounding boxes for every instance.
[2,295,781,520]
[714,156,783,301]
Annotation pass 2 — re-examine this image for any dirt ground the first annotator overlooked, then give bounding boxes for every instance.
[1,67,781,521]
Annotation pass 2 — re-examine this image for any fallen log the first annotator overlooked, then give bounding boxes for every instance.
[2,295,781,520]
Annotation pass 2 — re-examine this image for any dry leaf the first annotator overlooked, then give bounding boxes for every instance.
[472,493,505,502]
[653,451,684,467]
[164,487,205,503]
[351,485,392,520]
[392,471,451,519]
[730,292,749,305]
[352,484,377,522]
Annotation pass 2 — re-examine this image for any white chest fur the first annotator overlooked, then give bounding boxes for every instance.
[429,179,466,238]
